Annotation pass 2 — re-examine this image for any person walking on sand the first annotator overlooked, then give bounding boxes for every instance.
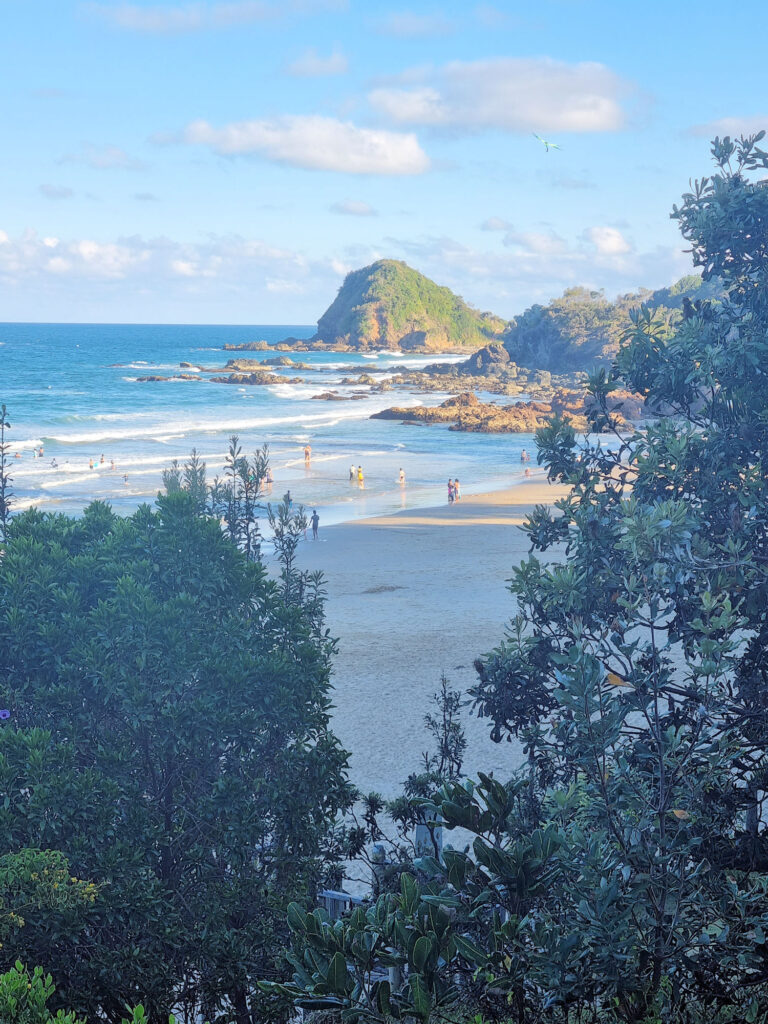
[399,467,406,486]
[310,509,319,540]
[454,477,461,501]
[448,478,454,504]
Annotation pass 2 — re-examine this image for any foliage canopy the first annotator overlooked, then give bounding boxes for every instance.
[0,488,352,1024]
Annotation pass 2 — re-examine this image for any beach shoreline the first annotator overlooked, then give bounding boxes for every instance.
[293,475,570,799]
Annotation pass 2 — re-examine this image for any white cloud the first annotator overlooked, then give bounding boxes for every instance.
[134,192,160,201]
[375,11,455,37]
[503,229,568,256]
[61,143,147,170]
[85,0,346,33]
[0,228,322,287]
[689,116,768,138]
[286,48,348,76]
[480,216,512,231]
[176,115,431,174]
[584,226,632,255]
[39,184,74,200]
[369,57,631,134]
[330,199,378,216]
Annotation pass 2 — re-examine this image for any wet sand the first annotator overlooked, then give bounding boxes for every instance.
[294,476,570,797]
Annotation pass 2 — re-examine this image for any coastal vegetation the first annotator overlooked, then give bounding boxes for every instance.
[0,465,351,1023]
[271,136,768,1021]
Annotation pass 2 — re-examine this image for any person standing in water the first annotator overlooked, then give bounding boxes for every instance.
[454,478,461,501]
[448,479,454,504]
[350,464,356,481]
[399,468,406,486]
[357,465,364,487]
[310,509,319,540]
[304,444,312,465]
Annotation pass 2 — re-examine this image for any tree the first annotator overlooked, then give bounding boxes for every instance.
[280,134,768,1023]
[0,492,352,1023]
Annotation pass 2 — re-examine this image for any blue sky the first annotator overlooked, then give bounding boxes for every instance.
[2,0,767,323]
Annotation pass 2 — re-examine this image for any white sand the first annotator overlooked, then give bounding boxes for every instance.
[294,476,570,798]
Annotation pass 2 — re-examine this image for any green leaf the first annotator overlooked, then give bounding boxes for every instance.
[411,935,432,972]
[326,951,350,995]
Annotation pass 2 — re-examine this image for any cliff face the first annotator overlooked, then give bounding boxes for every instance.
[312,260,508,351]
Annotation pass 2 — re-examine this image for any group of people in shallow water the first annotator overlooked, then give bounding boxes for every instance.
[447,478,462,504]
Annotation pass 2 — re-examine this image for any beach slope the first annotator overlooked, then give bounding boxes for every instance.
[295,478,570,796]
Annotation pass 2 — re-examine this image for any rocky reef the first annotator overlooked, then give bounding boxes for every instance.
[371,390,643,434]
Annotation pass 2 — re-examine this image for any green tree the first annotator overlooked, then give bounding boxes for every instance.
[0,493,352,1023]
[279,135,768,1023]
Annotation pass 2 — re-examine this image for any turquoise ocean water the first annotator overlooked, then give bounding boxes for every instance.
[0,322,537,525]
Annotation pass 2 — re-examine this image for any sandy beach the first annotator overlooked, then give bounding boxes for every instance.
[294,475,570,798]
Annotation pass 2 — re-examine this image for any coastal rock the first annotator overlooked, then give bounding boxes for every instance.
[261,355,313,369]
[222,341,270,351]
[459,343,511,375]
[273,260,508,353]
[371,389,639,434]
[208,371,302,386]
[136,373,202,382]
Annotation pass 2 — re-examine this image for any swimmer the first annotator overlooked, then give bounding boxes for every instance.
[110,460,115,471]
[100,454,105,465]
[14,452,20,459]
[123,474,129,485]
[50,458,58,469]
[89,458,94,470]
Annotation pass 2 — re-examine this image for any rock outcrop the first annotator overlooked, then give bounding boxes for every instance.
[371,390,642,433]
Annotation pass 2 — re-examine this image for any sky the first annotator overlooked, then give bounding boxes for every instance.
[2,0,768,324]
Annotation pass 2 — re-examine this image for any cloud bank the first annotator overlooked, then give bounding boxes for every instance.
[286,48,348,76]
[84,0,345,33]
[369,57,631,134]
[177,115,431,174]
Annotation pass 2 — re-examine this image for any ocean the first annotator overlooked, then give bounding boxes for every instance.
[0,322,537,525]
